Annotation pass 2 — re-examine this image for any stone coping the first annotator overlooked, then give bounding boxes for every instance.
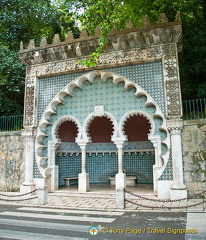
[0,131,22,136]
[183,119,206,126]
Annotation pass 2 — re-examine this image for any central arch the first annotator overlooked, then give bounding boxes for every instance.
[86,115,118,185]
[35,70,170,195]
[88,116,114,143]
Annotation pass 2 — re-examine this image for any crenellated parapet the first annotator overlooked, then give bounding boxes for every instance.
[19,13,182,66]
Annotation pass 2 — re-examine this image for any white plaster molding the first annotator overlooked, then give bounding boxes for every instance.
[82,110,118,142]
[52,115,82,142]
[119,109,155,139]
[167,119,183,131]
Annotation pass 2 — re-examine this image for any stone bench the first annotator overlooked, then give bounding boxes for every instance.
[109,176,137,186]
[63,177,78,186]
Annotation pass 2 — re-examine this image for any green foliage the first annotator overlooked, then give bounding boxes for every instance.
[0,0,79,116]
[0,45,25,116]
[0,0,79,50]
[71,0,206,100]
[0,0,205,117]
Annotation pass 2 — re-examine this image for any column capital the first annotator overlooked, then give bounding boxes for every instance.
[113,138,125,149]
[49,140,60,151]
[76,139,88,150]
[21,126,36,138]
[167,119,183,132]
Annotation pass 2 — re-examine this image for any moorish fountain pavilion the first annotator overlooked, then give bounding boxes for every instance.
[19,13,187,199]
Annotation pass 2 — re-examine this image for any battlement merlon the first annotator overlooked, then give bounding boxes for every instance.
[19,13,182,66]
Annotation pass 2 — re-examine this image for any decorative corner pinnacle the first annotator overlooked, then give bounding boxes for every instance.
[125,19,135,29]
[79,28,89,40]
[141,16,151,28]
[158,13,169,24]
[27,39,35,50]
[94,25,101,37]
[40,37,47,47]
[20,41,24,51]
[175,11,181,22]
[52,34,61,45]
[66,31,75,42]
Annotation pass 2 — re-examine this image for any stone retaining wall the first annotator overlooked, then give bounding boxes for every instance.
[182,119,206,197]
[0,131,25,191]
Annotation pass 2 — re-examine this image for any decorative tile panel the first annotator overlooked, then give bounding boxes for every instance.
[123,152,155,184]
[37,61,165,123]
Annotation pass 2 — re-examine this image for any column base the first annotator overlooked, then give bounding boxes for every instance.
[78,173,89,192]
[20,184,36,195]
[158,180,171,199]
[170,188,187,200]
[171,183,187,190]
[115,173,126,190]
[51,165,58,192]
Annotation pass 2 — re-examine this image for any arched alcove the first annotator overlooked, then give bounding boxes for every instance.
[88,116,114,143]
[54,119,81,187]
[86,115,118,184]
[123,115,151,141]
[122,114,155,185]
[58,120,78,142]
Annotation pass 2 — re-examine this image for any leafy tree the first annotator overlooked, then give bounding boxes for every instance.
[0,45,25,116]
[0,0,79,116]
[68,0,206,100]
[0,0,205,117]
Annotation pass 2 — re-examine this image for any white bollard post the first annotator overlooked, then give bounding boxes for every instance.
[116,188,125,209]
[38,185,48,205]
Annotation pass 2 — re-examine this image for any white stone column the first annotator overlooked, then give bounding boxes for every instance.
[167,119,187,200]
[20,128,36,194]
[150,136,162,195]
[48,141,60,192]
[114,140,126,190]
[77,140,89,192]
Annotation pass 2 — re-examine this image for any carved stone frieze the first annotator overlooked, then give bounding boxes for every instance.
[21,126,36,138]
[162,43,182,118]
[19,14,182,66]
[166,80,182,117]
[164,56,178,81]
[167,119,183,131]
[27,46,161,78]
[24,86,35,126]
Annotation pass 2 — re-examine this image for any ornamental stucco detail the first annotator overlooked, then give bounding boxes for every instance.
[52,115,82,142]
[162,43,182,118]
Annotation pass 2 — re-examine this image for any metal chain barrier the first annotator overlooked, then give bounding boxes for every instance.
[125,189,206,210]
[125,190,206,202]
[0,189,38,197]
[0,189,38,202]
[0,196,38,202]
